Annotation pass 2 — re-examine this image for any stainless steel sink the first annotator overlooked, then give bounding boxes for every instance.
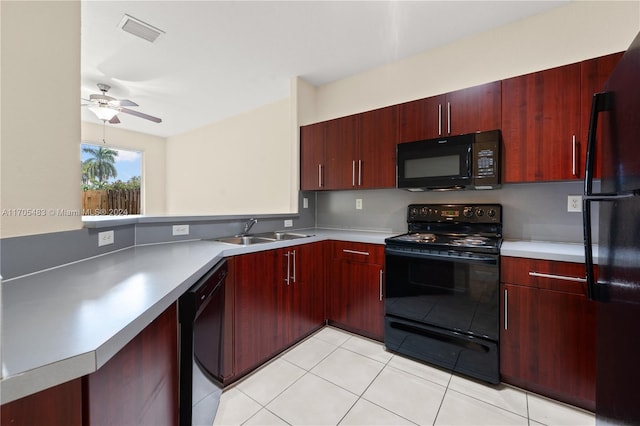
[215,235,276,245]
[254,231,313,241]
[214,232,313,245]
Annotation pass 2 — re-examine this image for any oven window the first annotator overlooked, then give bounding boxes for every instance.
[385,254,498,340]
[404,155,459,178]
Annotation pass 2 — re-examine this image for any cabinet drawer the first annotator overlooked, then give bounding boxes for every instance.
[331,241,384,265]
[501,256,595,295]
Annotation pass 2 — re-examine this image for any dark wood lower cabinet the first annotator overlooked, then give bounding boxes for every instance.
[327,242,385,341]
[83,303,179,425]
[232,242,326,378]
[1,303,179,426]
[1,378,83,426]
[501,257,596,411]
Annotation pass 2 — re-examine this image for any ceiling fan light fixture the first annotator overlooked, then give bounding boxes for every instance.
[88,105,119,121]
[118,14,165,43]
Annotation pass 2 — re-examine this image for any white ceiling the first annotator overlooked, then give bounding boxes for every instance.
[81,1,568,138]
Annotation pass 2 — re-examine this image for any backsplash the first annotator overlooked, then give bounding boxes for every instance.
[0,192,316,280]
[316,181,598,244]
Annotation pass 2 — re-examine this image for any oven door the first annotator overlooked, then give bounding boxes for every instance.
[384,246,500,383]
[384,247,499,340]
[397,134,472,190]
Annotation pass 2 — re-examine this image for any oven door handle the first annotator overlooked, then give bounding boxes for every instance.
[385,247,498,265]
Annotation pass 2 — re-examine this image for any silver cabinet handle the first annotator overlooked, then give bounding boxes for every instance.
[447,102,451,135]
[504,289,508,330]
[358,160,362,186]
[438,103,442,136]
[342,249,369,256]
[572,135,577,176]
[284,252,290,285]
[529,271,586,282]
[291,250,296,283]
[318,164,323,188]
[379,269,383,301]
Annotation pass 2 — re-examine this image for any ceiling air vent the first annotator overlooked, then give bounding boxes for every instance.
[118,14,165,43]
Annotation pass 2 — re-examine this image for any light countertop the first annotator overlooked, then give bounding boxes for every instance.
[0,229,588,403]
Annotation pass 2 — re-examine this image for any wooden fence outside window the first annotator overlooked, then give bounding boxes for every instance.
[82,189,141,215]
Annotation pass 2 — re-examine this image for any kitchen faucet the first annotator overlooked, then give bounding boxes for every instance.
[241,218,258,235]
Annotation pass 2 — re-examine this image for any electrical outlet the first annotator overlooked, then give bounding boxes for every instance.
[567,195,582,212]
[284,219,293,228]
[356,199,363,210]
[303,197,309,209]
[98,230,114,247]
[172,224,189,236]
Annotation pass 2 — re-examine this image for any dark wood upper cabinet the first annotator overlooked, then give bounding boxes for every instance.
[358,105,398,188]
[502,63,582,182]
[300,122,326,190]
[399,81,501,143]
[580,52,624,179]
[300,106,397,191]
[325,115,359,190]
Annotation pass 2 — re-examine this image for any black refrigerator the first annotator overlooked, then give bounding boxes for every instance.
[584,30,640,425]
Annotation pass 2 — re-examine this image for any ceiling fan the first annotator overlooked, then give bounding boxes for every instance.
[82,83,162,124]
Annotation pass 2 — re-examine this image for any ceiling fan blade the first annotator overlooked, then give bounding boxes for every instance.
[117,99,138,107]
[120,107,162,123]
[109,115,121,124]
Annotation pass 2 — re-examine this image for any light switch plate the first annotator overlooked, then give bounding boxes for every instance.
[356,199,363,210]
[303,197,309,209]
[172,224,189,236]
[98,230,114,247]
[567,195,582,212]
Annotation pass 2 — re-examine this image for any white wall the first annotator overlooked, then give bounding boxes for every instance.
[165,98,294,215]
[81,122,166,215]
[1,1,81,238]
[308,1,640,124]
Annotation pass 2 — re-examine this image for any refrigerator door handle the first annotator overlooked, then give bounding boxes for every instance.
[584,91,613,196]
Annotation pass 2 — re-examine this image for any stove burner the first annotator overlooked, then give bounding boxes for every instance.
[414,233,437,243]
[450,236,490,247]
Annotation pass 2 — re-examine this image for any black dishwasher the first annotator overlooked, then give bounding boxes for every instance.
[178,258,227,426]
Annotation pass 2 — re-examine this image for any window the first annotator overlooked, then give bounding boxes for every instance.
[81,143,142,215]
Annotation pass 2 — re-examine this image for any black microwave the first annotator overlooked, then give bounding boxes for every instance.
[397,130,501,191]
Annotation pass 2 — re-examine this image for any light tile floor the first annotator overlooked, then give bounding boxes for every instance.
[213,327,595,426]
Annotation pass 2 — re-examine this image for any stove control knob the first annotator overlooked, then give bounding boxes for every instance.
[476,208,484,217]
[421,207,429,216]
[409,207,419,218]
[463,207,474,218]
[487,209,497,218]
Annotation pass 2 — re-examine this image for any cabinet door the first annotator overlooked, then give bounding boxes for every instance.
[580,52,624,179]
[501,257,596,411]
[502,63,581,182]
[300,122,325,190]
[289,242,325,342]
[325,115,358,189]
[358,105,398,189]
[500,284,538,385]
[1,379,83,426]
[537,288,596,410]
[399,94,445,143]
[327,242,385,341]
[446,81,501,136]
[84,303,179,426]
[233,250,286,375]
